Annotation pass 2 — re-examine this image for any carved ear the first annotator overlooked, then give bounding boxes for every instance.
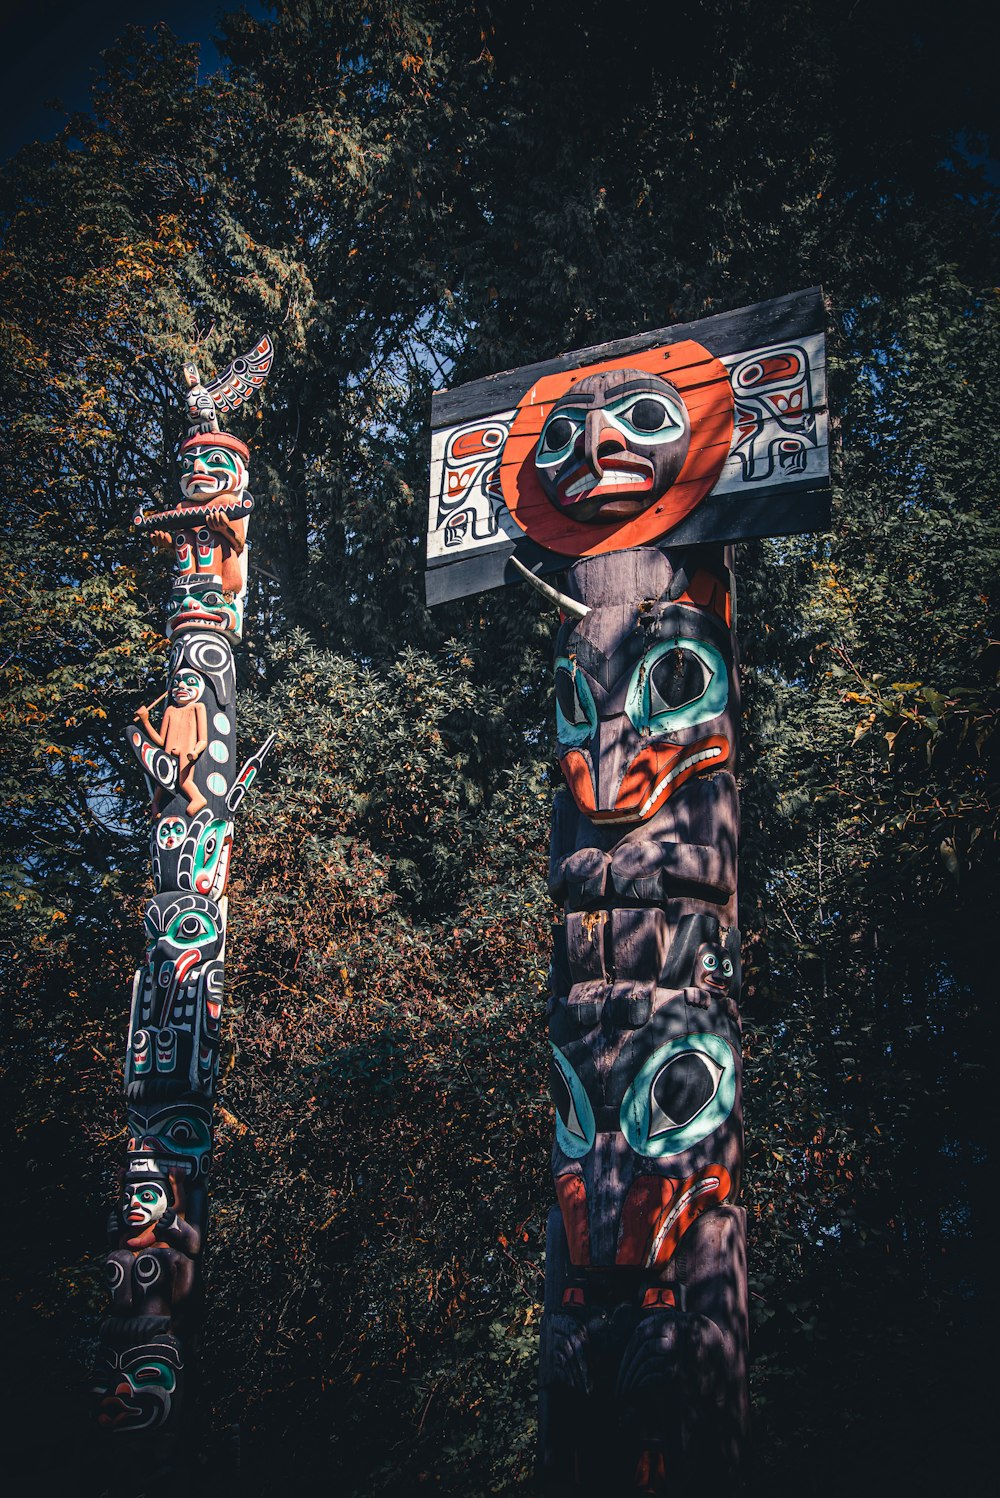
[509,556,590,619]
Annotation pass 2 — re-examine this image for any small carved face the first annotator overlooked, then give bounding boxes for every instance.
[694,942,735,995]
[179,440,247,502]
[156,817,186,851]
[165,578,242,638]
[535,368,691,524]
[120,1179,170,1232]
[127,1100,213,1177]
[170,670,205,707]
[93,1333,183,1432]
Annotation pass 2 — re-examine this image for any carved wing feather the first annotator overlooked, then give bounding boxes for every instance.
[204,335,274,413]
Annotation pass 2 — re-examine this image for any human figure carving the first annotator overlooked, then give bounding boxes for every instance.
[134,670,208,815]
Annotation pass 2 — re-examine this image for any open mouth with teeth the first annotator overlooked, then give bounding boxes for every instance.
[560,735,729,823]
[555,455,655,517]
[170,608,231,631]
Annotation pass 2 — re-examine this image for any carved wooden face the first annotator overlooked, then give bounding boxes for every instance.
[534,368,691,524]
[93,1327,183,1432]
[120,1177,170,1233]
[548,985,741,1269]
[179,436,248,503]
[126,1099,213,1177]
[165,578,243,638]
[169,670,205,707]
[554,595,737,823]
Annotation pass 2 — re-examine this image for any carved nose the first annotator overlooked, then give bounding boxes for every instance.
[581,411,626,478]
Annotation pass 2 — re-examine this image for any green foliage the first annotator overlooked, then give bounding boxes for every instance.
[0,1,996,1491]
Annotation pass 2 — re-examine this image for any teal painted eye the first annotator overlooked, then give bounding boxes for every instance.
[550,1044,596,1159]
[625,638,728,734]
[536,408,588,467]
[605,389,686,444]
[203,449,238,472]
[166,910,216,945]
[184,448,238,475]
[621,1034,736,1158]
[161,1114,211,1155]
[601,386,688,443]
[554,657,597,747]
[128,1362,176,1391]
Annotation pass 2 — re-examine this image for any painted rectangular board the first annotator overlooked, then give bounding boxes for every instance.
[425,287,830,606]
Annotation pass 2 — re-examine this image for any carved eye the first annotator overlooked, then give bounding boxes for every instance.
[554,657,597,747]
[106,1260,125,1290]
[169,910,214,945]
[166,1119,195,1144]
[626,638,729,735]
[621,1035,736,1158]
[649,649,710,715]
[701,952,719,972]
[536,408,587,467]
[649,1050,725,1137]
[722,957,734,978]
[130,1362,175,1389]
[205,449,237,472]
[606,389,686,444]
[550,1044,596,1159]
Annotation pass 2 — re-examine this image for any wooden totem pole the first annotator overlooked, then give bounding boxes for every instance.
[91,338,275,1487]
[426,291,831,1490]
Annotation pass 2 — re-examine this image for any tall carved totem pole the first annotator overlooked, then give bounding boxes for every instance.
[425,291,831,1490]
[91,338,275,1486]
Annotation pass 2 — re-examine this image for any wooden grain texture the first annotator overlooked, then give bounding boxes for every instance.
[425,484,830,604]
[539,542,748,1487]
[432,287,824,429]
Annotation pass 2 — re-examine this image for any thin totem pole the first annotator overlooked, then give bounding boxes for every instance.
[91,338,275,1477]
[425,292,831,1489]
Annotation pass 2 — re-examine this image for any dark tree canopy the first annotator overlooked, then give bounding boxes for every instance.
[1,2,996,1492]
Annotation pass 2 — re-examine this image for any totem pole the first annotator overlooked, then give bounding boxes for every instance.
[91,337,275,1485]
[425,291,831,1489]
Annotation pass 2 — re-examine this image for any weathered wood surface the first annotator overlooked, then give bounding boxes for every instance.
[432,287,823,429]
[425,486,830,605]
[425,290,829,604]
[539,543,748,1491]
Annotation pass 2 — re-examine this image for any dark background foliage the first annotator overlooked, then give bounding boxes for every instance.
[0,2,996,1492]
